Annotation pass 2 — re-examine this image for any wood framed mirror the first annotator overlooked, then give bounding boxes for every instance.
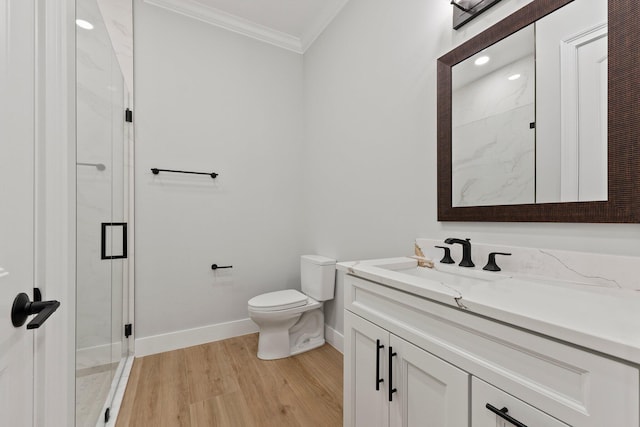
[437,0,639,222]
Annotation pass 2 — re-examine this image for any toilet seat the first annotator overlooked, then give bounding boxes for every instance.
[248,289,308,312]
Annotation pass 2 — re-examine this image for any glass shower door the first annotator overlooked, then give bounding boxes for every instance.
[75,0,131,424]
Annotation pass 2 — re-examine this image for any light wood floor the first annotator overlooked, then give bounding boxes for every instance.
[116,334,343,427]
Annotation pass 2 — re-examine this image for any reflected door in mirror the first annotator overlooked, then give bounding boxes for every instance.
[536,0,608,203]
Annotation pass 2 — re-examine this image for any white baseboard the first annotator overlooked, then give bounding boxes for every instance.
[76,342,122,370]
[134,319,342,357]
[134,318,259,357]
[324,324,344,354]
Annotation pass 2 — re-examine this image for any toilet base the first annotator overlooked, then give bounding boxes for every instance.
[290,337,325,357]
[255,308,325,360]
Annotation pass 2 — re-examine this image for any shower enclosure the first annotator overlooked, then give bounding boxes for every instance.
[75,0,133,424]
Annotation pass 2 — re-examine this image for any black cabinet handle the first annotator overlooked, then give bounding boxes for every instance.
[388,346,397,401]
[485,404,528,427]
[376,339,384,390]
[211,264,233,270]
[11,292,61,329]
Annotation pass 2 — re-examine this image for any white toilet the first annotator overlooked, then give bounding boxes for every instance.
[248,255,336,360]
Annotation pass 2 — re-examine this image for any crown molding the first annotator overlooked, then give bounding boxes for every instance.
[299,0,349,53]
[144,0,304,53]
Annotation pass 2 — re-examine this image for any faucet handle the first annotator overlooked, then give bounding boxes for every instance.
[483,252,511,272]
[434,246,455,264]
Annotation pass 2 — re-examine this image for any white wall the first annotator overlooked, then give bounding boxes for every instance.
[134,0,304,340]
[134,0,639,346]
[303,0,640,335]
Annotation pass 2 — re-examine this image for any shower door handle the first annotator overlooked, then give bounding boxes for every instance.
[101,222,128,260]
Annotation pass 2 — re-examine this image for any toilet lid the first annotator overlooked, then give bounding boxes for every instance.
[248,289,308,311]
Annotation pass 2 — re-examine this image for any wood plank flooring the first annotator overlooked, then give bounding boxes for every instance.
[116,334,343,427]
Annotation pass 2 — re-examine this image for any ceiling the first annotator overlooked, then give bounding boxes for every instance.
[144,0,350,53]
[452,24,535,90]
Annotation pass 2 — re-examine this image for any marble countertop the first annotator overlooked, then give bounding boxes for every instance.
[338,257,640,365]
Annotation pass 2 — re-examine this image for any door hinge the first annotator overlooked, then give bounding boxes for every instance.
[105,407,111,422]
[124,323,133,338]
[125,108,133,123]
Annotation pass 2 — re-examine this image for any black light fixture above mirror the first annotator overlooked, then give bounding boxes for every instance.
[451,0,503,29]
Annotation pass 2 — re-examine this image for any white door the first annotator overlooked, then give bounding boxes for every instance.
[0,0,37,425]
[389,335,469,427]
[577,32,608,202]
[344,311,389,427]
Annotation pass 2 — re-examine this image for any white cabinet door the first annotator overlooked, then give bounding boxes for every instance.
[472,377,569,427]
[344,311,389,427]
[389,334,469,427]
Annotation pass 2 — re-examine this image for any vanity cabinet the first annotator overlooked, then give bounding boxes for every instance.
[472,378,569,427]
[344,311,469,427]
[343,274,640,427]
[344,311,389,427]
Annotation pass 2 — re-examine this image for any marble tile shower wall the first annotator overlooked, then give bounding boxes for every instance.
[76,0,130,365]
[452,55,535,207]
[96,0,133,93]
[76,0,121,354]
[416,238,640,291]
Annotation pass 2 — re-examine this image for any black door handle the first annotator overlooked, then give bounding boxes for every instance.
[11,292,61,329]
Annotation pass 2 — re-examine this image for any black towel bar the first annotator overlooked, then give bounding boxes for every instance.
[151,168,218,179]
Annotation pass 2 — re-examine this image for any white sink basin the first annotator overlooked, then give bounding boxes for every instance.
[386,264,510,286]
[339,257,513,298]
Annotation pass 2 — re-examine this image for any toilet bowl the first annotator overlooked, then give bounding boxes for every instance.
[248,255,336,360]
[248,290,324,360]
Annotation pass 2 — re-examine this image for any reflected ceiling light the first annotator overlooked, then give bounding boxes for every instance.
[474,56,490,66]
[508,74,521,81]
[75,19,94,30]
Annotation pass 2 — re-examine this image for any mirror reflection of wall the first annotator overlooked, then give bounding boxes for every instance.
[451,0,607,208]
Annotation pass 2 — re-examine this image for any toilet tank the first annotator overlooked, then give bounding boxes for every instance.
[301,255,336,301]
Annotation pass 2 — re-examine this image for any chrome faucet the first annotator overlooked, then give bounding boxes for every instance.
[444,238,474,267]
